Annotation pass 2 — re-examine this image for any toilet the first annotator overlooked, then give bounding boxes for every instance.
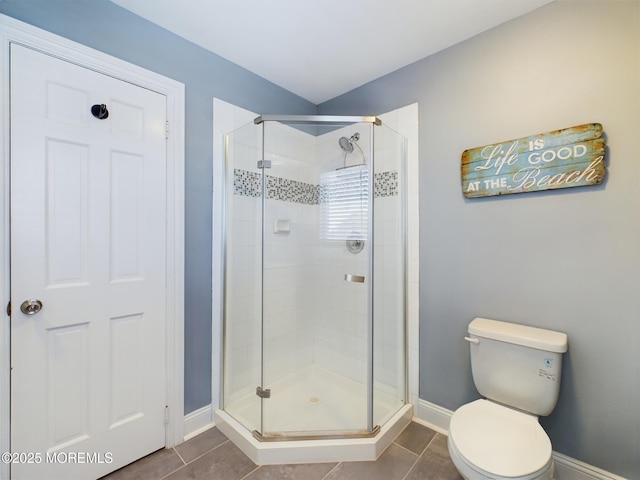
[448,318,568,480]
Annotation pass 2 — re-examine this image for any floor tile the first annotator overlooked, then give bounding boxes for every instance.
[100,448,184,480]
[163,441,257,480]
[243,462,338,480]
[405,434,462,480]
[324,443,418,480]
[174,427,228,463]
[393,421,437,455]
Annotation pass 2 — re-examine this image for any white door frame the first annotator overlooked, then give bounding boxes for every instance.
[0,13,185,478]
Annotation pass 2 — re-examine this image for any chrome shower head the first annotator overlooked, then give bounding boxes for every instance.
[338,132,360,153]
[339,136,354,153]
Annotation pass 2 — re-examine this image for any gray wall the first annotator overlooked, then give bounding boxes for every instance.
[0,0,316,414]
[320,1,639,477]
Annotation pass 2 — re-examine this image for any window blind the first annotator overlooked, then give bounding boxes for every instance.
[319,165,369,241]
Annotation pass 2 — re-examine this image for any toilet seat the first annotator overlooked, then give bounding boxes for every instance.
[449,399,552,479]
[448,434,553,480]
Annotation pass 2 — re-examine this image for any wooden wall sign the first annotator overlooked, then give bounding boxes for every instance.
[461,123,606,198]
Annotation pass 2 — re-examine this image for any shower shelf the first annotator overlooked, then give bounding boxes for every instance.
[273,219,290,234]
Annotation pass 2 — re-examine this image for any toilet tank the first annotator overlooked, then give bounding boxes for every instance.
[467,318,568,416]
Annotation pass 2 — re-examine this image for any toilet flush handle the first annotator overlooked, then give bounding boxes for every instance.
[464,336,480,345]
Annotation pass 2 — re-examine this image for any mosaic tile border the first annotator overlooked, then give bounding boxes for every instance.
[233,169,318,204]
[374,171,399,198]
[233,169,262,198]
[266,175,319,205]
[233,168,398,204]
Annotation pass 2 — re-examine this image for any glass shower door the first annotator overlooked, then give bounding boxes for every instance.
[259,119,373,438]
[372,123,406,426]
[222,121,263,435]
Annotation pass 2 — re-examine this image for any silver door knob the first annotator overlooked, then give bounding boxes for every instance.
[20,299,43,315]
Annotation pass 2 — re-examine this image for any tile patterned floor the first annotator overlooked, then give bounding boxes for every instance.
[101,422,462,480]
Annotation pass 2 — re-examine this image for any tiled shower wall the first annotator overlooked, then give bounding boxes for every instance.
[228,121,403,396]
[313,127,371,385]
[261,123,319,386]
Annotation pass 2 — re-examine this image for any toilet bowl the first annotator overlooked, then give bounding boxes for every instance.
[448,318,567,480]
[448,399,554,480]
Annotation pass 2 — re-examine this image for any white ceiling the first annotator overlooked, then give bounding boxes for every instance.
[110,0,554,104]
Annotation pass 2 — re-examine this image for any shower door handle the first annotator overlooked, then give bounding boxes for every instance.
[345,274,365,283]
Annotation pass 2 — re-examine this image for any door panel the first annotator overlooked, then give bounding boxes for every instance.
[10,43,167,479]
[46,139,90,286]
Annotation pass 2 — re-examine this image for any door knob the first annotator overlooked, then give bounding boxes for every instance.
[20,299,42,315]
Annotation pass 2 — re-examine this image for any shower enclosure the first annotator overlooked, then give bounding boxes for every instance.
[221,115,407,443]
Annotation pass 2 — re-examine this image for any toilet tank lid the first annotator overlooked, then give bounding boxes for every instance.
[469,318,568,353]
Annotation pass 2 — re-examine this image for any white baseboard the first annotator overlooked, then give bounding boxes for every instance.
[183,404,214,441]
[415,398,451,435]
[415,399,626,480]
[551,452,627,480]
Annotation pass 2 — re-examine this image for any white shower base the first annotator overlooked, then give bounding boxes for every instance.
[215,367,412,464]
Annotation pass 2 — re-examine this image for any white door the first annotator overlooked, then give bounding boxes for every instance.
[10,44,168,480]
